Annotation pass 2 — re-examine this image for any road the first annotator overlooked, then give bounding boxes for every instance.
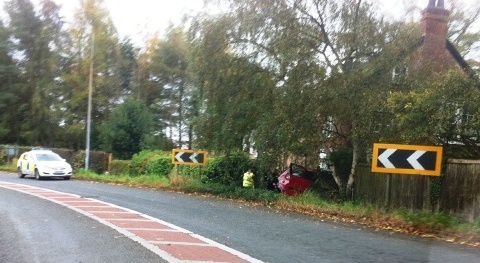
[1,172,479,263]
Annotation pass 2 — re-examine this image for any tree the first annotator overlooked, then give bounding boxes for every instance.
[99,98,153,159]
[198,0,401,197]
[118,37,138,96]
[387,71,480,158]
[62,0,123,149]
[0,19,20,143]
[148,27,191,148]
[5,0,68,146]
[189,16,278,157]
[195,0,480,197]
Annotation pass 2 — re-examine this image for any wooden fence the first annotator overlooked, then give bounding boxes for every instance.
[355,159,480,222]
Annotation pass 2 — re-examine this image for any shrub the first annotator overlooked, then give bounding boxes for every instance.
[110,160,130,175]
[202,150,271,189]
[0,145,7,165]
[129,150,169,176]
[178,165,206,178]
[202,151,249,186]
[72,150,109,174]
[147,156,173,177]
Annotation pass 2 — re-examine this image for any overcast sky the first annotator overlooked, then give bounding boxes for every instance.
[0,0,477,47]
[0,0,205,45]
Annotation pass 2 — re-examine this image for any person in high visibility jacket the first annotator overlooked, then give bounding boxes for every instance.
[243,168,255,188]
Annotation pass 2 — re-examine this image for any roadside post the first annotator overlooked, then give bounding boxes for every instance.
[385,173,392,210]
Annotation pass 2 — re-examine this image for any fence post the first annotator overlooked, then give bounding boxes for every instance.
[108,153,112,174]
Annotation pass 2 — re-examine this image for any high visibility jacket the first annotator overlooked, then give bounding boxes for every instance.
[243,171,255,188]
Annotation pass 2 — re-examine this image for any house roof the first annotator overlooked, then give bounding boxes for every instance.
[414,1,474,76]
[417,36,472,74]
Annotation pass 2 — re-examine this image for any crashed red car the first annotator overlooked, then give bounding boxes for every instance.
[277,163,318,196]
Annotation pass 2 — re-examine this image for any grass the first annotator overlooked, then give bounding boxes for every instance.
[74,169,170,188]
[0,163,17,173]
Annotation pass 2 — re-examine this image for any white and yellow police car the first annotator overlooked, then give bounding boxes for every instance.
[17,148,73,180]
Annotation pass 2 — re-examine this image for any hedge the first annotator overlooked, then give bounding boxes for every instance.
[109,160,130,175]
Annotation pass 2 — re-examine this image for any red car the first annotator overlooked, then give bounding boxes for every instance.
[277,163,318,196]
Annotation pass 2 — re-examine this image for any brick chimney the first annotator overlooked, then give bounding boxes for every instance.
[416,0,455,72]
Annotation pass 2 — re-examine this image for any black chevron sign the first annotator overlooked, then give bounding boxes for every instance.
[371,143,443,176]
[171,149,207,166]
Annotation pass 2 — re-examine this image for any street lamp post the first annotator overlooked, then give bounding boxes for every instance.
[85,32,94,170]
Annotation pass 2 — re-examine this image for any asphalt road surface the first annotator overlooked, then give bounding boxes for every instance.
[1,172,479,263]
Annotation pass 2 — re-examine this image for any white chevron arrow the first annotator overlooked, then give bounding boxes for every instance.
[378,149,396,168]
[189,153,199,163]
[407,150,426,170]
[175,152,184,162]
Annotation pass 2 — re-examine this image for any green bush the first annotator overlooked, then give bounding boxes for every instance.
[202,151,249,186]
[202,150,270,189]
[146,156,173,177]
[178,165,206,179]
[72,150,109,174]
[110,160,130,175]
[73,151,85,171]
[0,146,7,165]
[129,150,169,176]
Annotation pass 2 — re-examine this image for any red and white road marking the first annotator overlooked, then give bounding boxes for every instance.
[0,182,263,263]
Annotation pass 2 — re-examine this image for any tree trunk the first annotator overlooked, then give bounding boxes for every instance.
[346,142,359,199]
[330,164,345,198]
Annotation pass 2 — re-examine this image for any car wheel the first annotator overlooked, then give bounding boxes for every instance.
[18,168,25,178]
[35,169,41,180]
[64,176,71,180]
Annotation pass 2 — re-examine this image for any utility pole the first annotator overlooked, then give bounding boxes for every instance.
[85,32,94,170]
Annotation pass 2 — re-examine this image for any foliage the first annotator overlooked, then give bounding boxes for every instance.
[0,19,20,144]
[141,134,176,152]
[329,150,353,178]
[135,27,194,148]
[0,145,7,165]
[177,164,203,176]
[4,0,69,146]
[62,0,124,150]
[129,150,170,176]
[99,97,153,160]
[0,0,477,166]
[387,71,480,158]
[146,156,173,177]
[118,37,138,94]
[109,159,130,175]
[191,0,428,198]
[202,151,253,186]
[429,175,444,207]
[72,150,109,174]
